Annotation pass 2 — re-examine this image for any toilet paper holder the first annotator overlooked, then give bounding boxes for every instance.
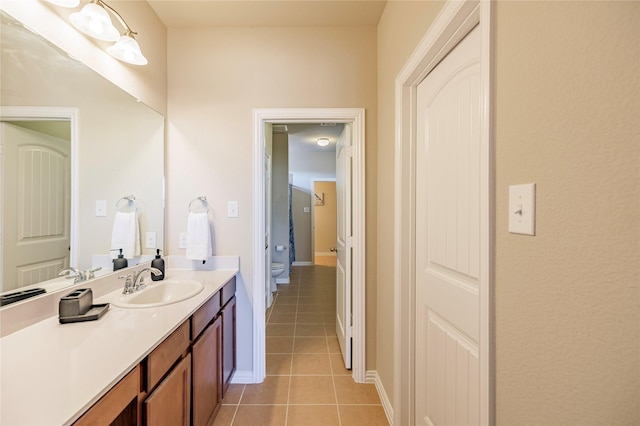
[275,245,288,252]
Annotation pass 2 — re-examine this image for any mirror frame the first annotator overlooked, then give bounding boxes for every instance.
[0,106,79,279]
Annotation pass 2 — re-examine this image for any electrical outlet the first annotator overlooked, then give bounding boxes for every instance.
[145,232,157,249]
[228,201,239,218]
[179,232,187,249]
[95,200,107,217]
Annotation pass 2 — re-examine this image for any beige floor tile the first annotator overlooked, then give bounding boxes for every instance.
[233,405,287,426]
[329,353,350,376]
[211,404,237,426]
[267,337,294,354]
[338,405,389,426]
[241,376,290,404]
[296,304,323,313]
[271,304,298,314]
[286,405,340,426]
[291,353,332,375]
[293,337,329,354]
[327,336,341,353]
[295,324,326,337]
[289,376,336,404]
[296,313,325,324]
[266,353,293,375]
[267,323,296,336]
[275,296,298,305]
[221,383,245,404]
[333,376,381,405]
[297,296,317,305]
[269,313,297,324]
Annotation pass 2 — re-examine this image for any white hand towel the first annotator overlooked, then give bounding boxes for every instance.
[186,212,212,262]
[110,211,140,259]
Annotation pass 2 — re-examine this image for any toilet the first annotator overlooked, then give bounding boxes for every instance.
[271,262,285,292]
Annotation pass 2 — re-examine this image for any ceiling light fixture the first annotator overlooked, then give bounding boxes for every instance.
[316,138,330,147]
[45,0,148,66]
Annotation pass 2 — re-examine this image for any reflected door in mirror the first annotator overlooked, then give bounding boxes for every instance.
[1,122,70,292]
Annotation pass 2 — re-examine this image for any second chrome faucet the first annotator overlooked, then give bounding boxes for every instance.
[120,267,163,294]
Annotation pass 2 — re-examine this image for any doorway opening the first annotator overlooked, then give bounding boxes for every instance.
[253,108,366,383]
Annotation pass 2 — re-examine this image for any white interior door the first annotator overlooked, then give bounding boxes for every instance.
[335,123,352,369]
[1,122,70,292]
[415,25,482,425]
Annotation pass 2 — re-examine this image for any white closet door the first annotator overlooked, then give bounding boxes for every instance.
[415,25,482,426]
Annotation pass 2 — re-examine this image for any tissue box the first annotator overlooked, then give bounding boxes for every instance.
[59,288,93,318]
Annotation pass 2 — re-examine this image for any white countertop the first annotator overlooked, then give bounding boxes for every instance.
[0,268,237,426]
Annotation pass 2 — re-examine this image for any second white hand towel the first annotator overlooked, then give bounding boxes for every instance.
[111,211,140,259]
[186,212,212,262]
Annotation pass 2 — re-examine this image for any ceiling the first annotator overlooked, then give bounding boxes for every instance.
[282,123,344,152]
[147,0,387,28]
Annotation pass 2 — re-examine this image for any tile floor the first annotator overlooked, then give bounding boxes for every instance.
[213,265,389,426]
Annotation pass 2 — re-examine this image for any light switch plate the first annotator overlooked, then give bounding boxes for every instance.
[95,200,107,217]
[303,206,310,213]
[145,232,157,249]
[227,201,239,218]
[509,183,536,235]
[179,232,187,249]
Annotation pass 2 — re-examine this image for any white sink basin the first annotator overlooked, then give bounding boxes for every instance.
[112,279,204,308]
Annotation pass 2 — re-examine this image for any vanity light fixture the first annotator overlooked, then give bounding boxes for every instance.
[316,137,330,147]
[44,0,148,66]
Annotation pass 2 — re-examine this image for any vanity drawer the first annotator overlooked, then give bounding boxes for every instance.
[146,320,190,391]
[221,277,236,307]
[191,292,221,340]
[73,365,140,426]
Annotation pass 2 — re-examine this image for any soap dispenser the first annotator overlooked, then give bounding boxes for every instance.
[113,249,128,271]
[151,249,165,281]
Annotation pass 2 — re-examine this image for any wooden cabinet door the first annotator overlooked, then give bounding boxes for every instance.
[192,316,222,426]
[221,297,236,396]
[144,354,191,426]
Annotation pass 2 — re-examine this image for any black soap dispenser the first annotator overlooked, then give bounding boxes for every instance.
[151,249,165,281]
[113,249,128,271]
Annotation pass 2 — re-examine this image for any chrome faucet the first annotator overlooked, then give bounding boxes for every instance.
[119,274,134,294]
[58,267,102,284]
[131,267,163,292]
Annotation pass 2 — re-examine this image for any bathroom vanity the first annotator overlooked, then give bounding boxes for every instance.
[0,265,237,426]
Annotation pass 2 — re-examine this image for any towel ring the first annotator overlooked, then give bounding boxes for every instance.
[189,196,209,213]
[116,195,137,213]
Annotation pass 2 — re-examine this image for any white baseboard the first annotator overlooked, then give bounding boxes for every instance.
[275,277,290,284]
[292,261,313,266]
[230,370,255,384]
[366,370,394,426]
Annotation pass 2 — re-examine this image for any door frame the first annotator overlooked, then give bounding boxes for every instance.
[393,1,494,425]
[253,108,366,383]
[0,106,79,285]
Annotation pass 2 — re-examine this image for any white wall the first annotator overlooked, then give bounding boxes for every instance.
[166,26,377,376]
[289,151,336,191]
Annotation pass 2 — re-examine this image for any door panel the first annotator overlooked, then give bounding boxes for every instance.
[2,123,70,292]
[335,124,352,370]
[415,25,481,425]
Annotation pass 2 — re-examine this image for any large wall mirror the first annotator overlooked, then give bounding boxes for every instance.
[0,11,164,304]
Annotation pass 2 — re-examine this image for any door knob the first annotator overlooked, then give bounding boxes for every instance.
[330,247,337,252]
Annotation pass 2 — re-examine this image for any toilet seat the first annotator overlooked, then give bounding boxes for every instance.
[271,262,285,270]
